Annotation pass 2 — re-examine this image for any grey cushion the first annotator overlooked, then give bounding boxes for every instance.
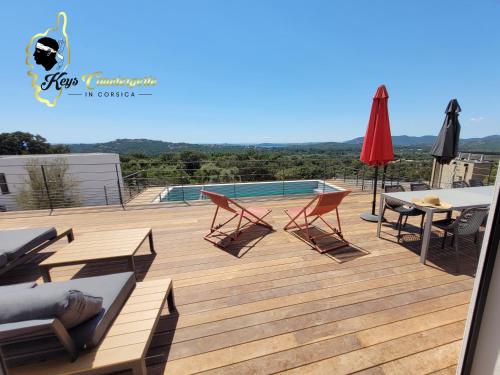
[35,272,135,349]
[0,253,6,268]
[0,227,57,261]
[0,282,37,296]
[0,289,103,330]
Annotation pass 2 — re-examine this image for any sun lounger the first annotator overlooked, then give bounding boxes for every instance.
[0,272,175,375]
[201,190,273,247]
[0,227,74,276]
[284,191,351,254]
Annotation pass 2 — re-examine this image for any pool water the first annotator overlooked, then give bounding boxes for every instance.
[160,180,340,202]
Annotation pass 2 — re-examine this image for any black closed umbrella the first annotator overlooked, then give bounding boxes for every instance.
[430,99,461,187]
[431,99,461,163]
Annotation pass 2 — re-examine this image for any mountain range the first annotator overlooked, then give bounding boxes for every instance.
[66,135,500,155]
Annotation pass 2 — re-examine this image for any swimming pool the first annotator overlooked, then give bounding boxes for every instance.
[160,180,342,202]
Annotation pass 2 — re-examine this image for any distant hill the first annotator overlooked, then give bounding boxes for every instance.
[67,139,354,155]
[345,135,500,152]
[345,135,437,146]
[66,135,500,155]
[68,138,247,156]
[458,135,500,152]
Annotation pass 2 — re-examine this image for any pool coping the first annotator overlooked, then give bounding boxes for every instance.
[153,179,345,203]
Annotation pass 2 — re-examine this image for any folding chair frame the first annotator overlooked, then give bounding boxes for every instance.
[284,195,349,254]
[203,194,273,247]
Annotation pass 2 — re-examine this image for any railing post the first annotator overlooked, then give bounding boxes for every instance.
[104,186,109,205]
[281,162,285,196]
[397,159,402,186]
[488,163,493,184]
[234,176,237,198]
[322,160,327,192]
[361,165,365,191]
[40,165,54,211]
[115,164,124,208]
[181,180,185,201]
[356,169,359,186]
[343,166,346,182]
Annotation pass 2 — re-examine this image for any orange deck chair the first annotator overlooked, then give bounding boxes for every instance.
[283,190,351,254]
[201,190,273,247]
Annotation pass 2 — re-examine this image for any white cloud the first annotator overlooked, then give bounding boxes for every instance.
[470,116,485,122]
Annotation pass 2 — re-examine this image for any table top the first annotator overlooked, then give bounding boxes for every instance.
[40,227,152,266]
[382,186,494,212]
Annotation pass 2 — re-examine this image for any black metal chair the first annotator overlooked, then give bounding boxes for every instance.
[452,181,469,188]
[468,179,484,187]
[410,182,430,191]
[432,207,489,271]
[381,185,425,242]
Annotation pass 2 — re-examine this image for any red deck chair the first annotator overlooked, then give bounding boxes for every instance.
[284,190,351,254]
[201,190,273,247]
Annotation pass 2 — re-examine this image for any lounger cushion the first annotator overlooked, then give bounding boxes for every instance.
[0,282,37,296]
[0,289,103,330]
[35,272,136,349]
[0,227,57,261]
[0,253,7,268]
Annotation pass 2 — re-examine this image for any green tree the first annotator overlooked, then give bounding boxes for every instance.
[179,150,203,175]
[195,163,239,183]
[16,159,80,210]
[0,132,69,155]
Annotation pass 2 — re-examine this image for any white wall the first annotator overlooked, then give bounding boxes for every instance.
[0,153,123,211]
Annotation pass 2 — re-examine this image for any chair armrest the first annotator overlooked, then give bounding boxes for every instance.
[0,319,77,362]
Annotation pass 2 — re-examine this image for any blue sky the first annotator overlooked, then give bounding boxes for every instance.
[1,1,499,144]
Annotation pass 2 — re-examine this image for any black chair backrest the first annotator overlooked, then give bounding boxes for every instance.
[410,182,430,191]
[456,207,489,236]
[452,181,469,189]
[468,179,484,187]
[384,185,405,209]
[384,184,405,193]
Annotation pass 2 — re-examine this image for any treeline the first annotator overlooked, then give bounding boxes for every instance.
[120,148,434,187]
[0,132,69,155]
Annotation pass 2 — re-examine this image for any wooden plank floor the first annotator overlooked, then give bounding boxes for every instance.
[128,187,165,205]
[0,189,479,375]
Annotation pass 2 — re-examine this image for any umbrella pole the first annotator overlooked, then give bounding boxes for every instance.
[381,164,387,189]
[372,165,379,215]
[360,165,382,222]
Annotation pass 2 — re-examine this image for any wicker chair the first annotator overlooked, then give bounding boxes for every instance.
[468,179,484,187]
[432,207,489,271]
[410,182,430,191]
[381,185,425,242]
[452,180,469,188]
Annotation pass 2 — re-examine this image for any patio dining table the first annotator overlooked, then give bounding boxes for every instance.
[377,186,494,264]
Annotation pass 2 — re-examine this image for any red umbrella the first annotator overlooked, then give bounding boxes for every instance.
[360,84,395,221]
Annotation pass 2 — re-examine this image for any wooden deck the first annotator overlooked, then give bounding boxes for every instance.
[128,187,165,205]
[0,189,479,375]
